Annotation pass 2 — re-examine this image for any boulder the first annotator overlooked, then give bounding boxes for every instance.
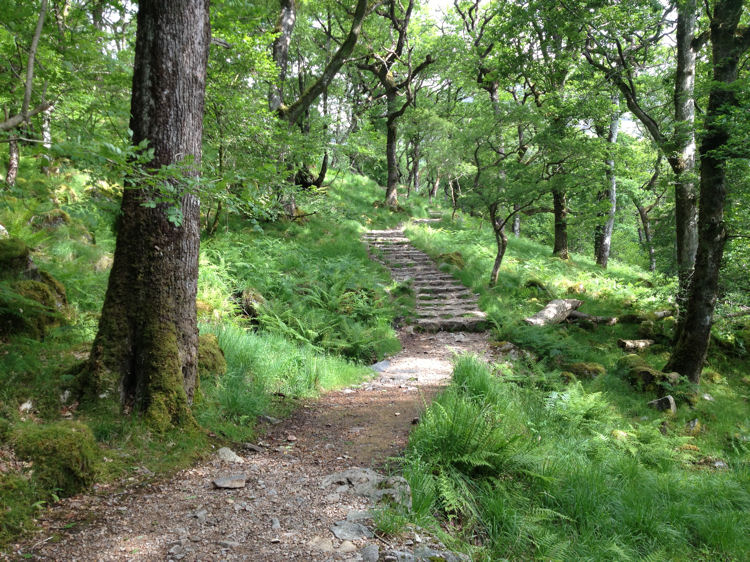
[12,421,101,496]
[617,354,681,393]
[647,395,677,415]
[566,362,606,379]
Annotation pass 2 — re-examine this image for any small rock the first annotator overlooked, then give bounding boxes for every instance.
[0,224,8,238]
[647,395,677,415]
[325,493,341,502]
[271,517,281,530]
[714,460,728,469]
[371,360,391,372]
[212,474,247,489]
[360,544,380,562]
[394,412,401,416]
[243,443,264,453]
[308,536,334,553]
[259,415,281,425]
[217,540,240,548]
[346,510,372,522]
[331,520,374,540]
[192,509,208,523]
[217,447,244,463]
[270,538,280,544]
[286,434,297,442]
[19,400,33,413]
[686,418,701,435]
[701,393,714,402]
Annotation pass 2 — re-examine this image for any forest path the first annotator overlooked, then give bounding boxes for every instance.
[7,225,492,562]
[364,221,487,332]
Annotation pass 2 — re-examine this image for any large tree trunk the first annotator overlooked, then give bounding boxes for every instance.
[552,188,568,259]
[81,0,210,429]
[595,102,619,268]
[665,0,747,384]
[385,92,400,207]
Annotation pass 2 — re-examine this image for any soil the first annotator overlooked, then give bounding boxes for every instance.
[3,225,494,561]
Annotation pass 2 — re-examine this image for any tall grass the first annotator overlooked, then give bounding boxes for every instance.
[402,357,750,560]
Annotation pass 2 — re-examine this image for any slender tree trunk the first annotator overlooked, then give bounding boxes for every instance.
[512,206,520,237]
[636,203,657,272]
[552,188,568,259]
[665,0,747,383]
[269,0,295,112]
[81,0,210,429]
[489,204,508,287]
[6,134,19,186]
[40,103,54,174]
[413,141,420,194]
[429,175,440,200]
[385,92,400,207]
[671,0,700,311]
[595,105,620,267]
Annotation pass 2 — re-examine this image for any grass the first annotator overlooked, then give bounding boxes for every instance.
[389,212,750,560]
[0,166,411,547]
[399,356,750,560]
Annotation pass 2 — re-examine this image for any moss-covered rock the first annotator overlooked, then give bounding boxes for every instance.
[198,333,227,378]
[11,421,100,496]
[524,278,548,292]
[0,239,32,280]
[565,282,586,295]
[29,208,71,230]
[566,362,606,379]
[617,354,681,393]
[437,252,465,269]
[638,320,656,339]
[560,371,577,384]
[1,279,64,339]
[702,369,724,384]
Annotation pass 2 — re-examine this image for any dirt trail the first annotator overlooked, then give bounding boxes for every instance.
[6,224,492,562]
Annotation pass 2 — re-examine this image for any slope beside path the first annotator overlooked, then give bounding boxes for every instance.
[6,224,492,561]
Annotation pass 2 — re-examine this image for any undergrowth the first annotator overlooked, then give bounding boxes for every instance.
[400,356,750,560]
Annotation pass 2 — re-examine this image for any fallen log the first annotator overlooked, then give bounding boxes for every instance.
[566,310,618,326]
[567,309,675,325]
[617,338,655,351]
[524,299,583,326]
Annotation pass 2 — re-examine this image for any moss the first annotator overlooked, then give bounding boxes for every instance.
[437,252,465,269]
[38,270,67,306]
[617,354,681,393]
[702,369,724,384]
[141,323,195,431]
[198,333,227,378]
[29,208,71,230]
[0,280,61,338]
[560,371,577,384]
[0,238,31,280]
[565,282,586,295]
[11,421,100,496]
[566,362,606,379]
[638,320,656,339]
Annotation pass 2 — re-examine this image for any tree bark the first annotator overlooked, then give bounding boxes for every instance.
[269,0,296,112]
[489,204,508,287]
[636,202,657,272]
[81,0,211,429]
[5,134,19,186]
[665,0,749,383]
[552,188,568,259]
[595,101,619,268]
[385,92,400,207]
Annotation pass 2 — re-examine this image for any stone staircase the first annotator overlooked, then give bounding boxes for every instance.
[363,223,487,332]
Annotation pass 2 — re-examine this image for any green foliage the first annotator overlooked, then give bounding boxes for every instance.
[402,357,750,560]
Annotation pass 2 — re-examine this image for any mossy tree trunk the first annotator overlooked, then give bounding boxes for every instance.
[552,188,569,259]
[81,0,210,429]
